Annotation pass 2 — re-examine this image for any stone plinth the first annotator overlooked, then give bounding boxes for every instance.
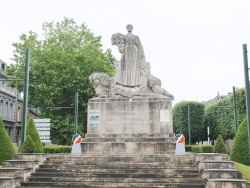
[87,96,173,134]
[81,96,175,154]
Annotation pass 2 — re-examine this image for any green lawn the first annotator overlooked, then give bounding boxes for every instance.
[235,162,250,183]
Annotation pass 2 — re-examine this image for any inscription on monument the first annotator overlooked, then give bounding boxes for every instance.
[160,110,170,123]
[106,110,147,126]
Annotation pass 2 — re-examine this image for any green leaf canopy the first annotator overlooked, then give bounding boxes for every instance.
[7,17,116,144]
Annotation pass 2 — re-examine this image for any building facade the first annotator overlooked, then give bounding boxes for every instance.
[203,92,231,106]
[0,59,39,143]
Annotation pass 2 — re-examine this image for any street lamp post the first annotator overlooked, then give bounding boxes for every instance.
[243,43,250,154]
[21,48,30,144]
[188,105,191,144]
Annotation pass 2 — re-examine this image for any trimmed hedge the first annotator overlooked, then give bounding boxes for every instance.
[230,118,250,166]
[43,146,72,153]
[200,145,214,153]
[26,118,44,153]
[0,117,15,165]
[214,135,227,154]
[185,145,192,152]
[191,145,202,153]
[190,145,214,153]
[21,135,36,153]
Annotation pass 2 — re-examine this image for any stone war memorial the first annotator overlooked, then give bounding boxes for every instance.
[81,24,176,154]
[3,25,247,188]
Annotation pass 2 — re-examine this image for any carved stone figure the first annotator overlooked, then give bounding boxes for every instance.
[89,73,111,98]
[147,74,174,100]
[112,24,146,87]
[89,25,174,100]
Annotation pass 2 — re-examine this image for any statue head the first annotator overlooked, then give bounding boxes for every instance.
[126,24,133,32]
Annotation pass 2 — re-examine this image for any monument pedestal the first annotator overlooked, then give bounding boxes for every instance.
[81,96,175,154]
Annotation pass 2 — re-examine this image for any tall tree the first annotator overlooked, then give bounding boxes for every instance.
[173,101,205,144]
[204,88,246,141]
[7,17,116,144]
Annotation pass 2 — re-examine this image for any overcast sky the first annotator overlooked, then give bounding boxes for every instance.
[1,0,250,105]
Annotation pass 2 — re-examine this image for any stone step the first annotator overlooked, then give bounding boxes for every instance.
[36,167,199,174]
[47,155,195,162]
[39,164,198,170]
[0,167,32,181]
[30,171,201,178]
[195,153,230,162]
[42,161,197,166]
[19,182,205,187]
[13,154,47,162]
[0,176,21,188]
[2,160,39,169]
[27,176,203,183]
[205,178,248,188]
[49,154,192,158]
[198,160,235,170]
[201,169,242,179]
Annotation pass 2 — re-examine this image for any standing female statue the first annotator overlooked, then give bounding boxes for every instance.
[112,24,147,87]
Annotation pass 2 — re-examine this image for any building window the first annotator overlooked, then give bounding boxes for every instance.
[0,100,3,117]
[17,106,21,121]
[10,104,13,120]
[5,102,8,119]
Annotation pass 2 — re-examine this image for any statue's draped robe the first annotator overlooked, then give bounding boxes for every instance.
[115,33,145,87]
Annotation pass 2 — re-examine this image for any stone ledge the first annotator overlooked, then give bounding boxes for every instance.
[89,96,171,102]
[195,153,229,162]
[81,142,175,154]
[85,133,175,138]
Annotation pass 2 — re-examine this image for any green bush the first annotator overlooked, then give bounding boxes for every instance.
[230,118,250,166]
[214,135,227,154]
[191,145,202,153]
[201,145,214,153]
[26,117,44,153]
[43,145,72,153]
[0,117,15,165]
[21,135,37,153]
[185,145,193,152]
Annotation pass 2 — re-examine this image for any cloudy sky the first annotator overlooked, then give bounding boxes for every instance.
[1,0,250,105]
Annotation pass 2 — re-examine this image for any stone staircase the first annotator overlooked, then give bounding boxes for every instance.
[19,154,205,188]
[0,154,46,188]
[196,153,248,188]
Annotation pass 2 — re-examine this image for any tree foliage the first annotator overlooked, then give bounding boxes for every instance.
[204,88,246,141]
[214,135,227,154]
[7,17,116,144]
[0,117,15,165]
[173,101,205,144]
[230,118,250,166]
[26,117,44,153]
[21,135,37,153]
